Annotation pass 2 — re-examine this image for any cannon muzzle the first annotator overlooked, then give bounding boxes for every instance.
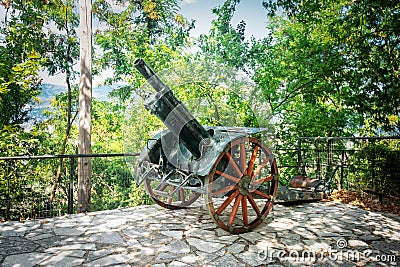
[134,58,211,159]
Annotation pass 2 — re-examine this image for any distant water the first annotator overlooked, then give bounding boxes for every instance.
[27,83,118,125]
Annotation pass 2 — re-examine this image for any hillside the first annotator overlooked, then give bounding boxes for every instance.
[28,83,116,123]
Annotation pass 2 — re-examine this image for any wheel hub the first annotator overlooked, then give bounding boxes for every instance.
[238,175,252,196]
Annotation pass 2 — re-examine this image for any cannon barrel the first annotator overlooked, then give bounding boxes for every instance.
[134,58,211,159]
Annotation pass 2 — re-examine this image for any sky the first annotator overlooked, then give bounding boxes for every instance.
[36,0,269,85]
[180,0,268,39]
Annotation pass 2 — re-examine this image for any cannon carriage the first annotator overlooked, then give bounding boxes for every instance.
[133,59,278,234]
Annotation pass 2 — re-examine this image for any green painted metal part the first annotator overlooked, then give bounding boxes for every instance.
[134,58,211,159]
[136,126,269,182]
[133,59,330,204]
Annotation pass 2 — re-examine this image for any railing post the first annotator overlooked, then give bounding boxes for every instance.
[68,157,75,214]
[6,160,11,221]
[297,138,302,175]
[316,149,321,179]
[327,139,333,179]
[340,149,345,190]
[371,139,376,192]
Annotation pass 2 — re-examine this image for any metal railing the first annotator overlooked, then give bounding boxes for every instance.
[1,136,399,221]
[295,136,400,195]
[0,153,139,221]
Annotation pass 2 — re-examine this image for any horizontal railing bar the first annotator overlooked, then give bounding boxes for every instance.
[0,153,139,161]
[299,136,400,141]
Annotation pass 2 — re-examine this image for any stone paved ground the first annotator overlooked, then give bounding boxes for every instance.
[0,201,399,267]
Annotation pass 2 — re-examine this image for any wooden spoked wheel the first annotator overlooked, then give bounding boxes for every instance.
[205,137,278,233]
[144,169,201,210]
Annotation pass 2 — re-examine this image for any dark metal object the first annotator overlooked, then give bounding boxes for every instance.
[134,58,211,159]
[275,166,340,203]
[134,59,278,233]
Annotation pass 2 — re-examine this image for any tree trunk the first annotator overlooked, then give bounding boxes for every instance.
[77,0,92,213]
[49,5,77,204]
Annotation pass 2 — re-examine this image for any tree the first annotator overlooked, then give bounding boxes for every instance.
[251,16,359,139]
[0,125,52,220]
[43,0,80,203]
[261,0,400,136]
[1,0,83,217]
[77,0,93,213]
[0,0,46,127]
[197,0,249,70]
[195,0,273,129]
[93,0,194,89]
[1,0,79,130]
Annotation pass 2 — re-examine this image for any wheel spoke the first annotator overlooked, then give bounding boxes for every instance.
[179,188,185,203]
[252,175,274,186]
[225,151,243,177]
[253,189,272,199]
[252,158,270,178]
[212,184,238,196]
[247,145,259,176]
[216,190,240,214]
[168,186,176,204]
[216,170,240,183]
[156,182,168,192]
[247,194,262,217]
[242,196,248,226]
[145,168,201,209]
[240,143,247,175]
[205,136,278,233]
[228,195,243,225]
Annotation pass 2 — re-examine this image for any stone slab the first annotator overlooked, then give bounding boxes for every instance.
[0,200,399,267]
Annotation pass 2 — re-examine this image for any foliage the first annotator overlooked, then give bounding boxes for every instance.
[42,0,79,78]
[351,140,400,196]
[0,125,45,156]
[0,125,55,220]
[0,49,43,126]
[197,0,249,70]
[261,0,400,136]
[251,8,358,143]
[93,0,194,89]
[35,88,79,154]
[0,2,80,218]
[0,0,79,127]
[73,157,152,213]
[1,0,400,218]
[90,98,153,209]
[194,0,273,131]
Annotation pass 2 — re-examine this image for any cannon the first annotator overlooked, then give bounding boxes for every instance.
[133,59,278,233]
